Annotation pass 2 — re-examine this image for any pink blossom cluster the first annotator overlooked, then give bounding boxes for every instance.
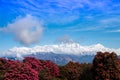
[0,57,60,80]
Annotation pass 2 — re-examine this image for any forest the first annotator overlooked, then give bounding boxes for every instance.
[0,52,120,80]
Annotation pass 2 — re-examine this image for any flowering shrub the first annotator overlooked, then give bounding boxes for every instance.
[38,60,60,80]
[23,57,60,80]
[59,62,78,80]
[3,60,38,80]
[43,60,60,77]
[0,58,38,80]
[0,58,9,79]
[23,57,43,71]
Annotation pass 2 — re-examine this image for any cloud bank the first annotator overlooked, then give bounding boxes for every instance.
[1,43,120,59]
[1,15,43,46]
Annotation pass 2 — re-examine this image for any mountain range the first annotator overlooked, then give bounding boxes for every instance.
[1,43,120,65]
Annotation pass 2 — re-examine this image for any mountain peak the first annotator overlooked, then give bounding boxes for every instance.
[94,43,104,48]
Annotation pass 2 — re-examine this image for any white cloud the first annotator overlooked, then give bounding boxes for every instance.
[1,43,120,59]
[1,15,43,46]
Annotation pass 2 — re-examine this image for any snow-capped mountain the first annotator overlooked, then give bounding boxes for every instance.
[0,43,120,65]
[4,43,120,55]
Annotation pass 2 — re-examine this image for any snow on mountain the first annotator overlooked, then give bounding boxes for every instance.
[1,43,120,59]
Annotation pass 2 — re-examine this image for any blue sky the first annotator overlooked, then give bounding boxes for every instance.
[0,0,120,51]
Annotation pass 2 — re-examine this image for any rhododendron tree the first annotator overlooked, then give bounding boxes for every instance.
[43,60,59,77]
[58,61,82,80]
[0,58,9,79]
[38,60,60,80]
[4,64,39,80]
[4,61,38,80]
[23,57,60,80]
[23,57,43,71]
[93,52,120,80]
[0,58,39,80]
